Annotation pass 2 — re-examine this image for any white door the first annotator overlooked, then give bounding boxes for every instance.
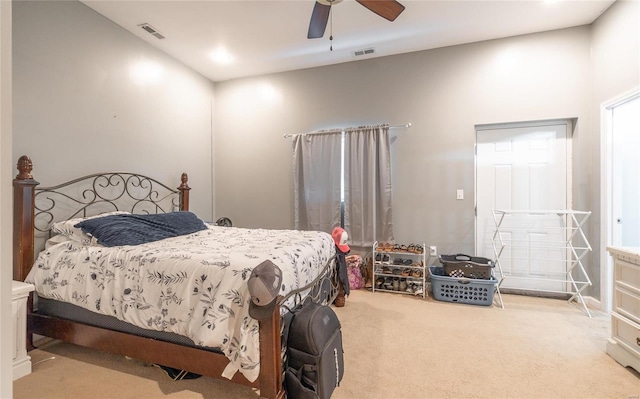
[611,96,640,247]
[476,122,569,291]
[604,91,640,313]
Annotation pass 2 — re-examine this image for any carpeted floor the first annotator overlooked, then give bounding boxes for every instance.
[13,290,640,399]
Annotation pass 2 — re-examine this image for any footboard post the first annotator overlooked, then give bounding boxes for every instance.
[13,156,39,351]
[177,173,190,211]
[13,156,39,282]
[258,305,285,399]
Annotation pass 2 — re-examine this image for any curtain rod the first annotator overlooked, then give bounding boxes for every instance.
[283,123,411,138]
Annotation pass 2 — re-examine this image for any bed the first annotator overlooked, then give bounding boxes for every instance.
[12,155,339,399]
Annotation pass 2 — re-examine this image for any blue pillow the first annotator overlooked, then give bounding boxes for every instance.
[76,211,207,247]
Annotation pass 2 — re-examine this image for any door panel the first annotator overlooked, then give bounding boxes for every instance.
[476,123,568,291]
[612,97,640,247]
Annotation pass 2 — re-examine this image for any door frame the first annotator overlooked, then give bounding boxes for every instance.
[474,118,574,269]
[600,87,640,313]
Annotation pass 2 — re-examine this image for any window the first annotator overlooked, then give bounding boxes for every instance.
[292,125,394,248]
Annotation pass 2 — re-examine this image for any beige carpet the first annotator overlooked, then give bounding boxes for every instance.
[14,290,640,399]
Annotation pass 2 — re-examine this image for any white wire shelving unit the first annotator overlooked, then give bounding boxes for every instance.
[491,209,593,317]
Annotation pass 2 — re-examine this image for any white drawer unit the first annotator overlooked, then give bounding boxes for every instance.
[615,286,640,324]
[606,247,640,373]
[610,313,640,357]
[12,280,35,381]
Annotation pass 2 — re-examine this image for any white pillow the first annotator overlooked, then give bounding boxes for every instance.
[51,211,130,245]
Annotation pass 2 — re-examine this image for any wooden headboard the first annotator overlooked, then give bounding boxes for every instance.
[12,155,191,281]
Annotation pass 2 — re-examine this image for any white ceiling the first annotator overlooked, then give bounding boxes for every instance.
[81,0,615,82]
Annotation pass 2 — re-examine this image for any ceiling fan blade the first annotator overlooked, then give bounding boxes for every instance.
[356,0,405,21]
[308,2,331,39]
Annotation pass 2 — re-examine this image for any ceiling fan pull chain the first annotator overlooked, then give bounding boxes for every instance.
[330,4,333,51]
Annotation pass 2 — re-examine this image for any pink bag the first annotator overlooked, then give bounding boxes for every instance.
[346,255,365,290]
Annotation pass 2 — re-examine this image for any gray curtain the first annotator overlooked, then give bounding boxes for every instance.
[343,125,394,248]
[292,131,342,232]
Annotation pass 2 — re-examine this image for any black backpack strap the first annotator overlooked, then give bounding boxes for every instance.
[283,296,313,370]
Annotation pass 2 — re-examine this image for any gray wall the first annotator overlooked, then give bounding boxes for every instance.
[12,0,216,220]
[214,28,591,250]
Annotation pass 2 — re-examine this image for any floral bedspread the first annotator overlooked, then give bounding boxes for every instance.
[25,224,335,382]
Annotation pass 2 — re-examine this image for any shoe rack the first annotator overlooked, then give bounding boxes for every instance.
[372,241,427,298]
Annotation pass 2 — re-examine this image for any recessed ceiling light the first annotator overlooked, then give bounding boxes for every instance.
[209,49,234,65]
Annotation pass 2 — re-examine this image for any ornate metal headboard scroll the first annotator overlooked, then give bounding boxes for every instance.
[35,172,184,234]
[12,155,190,281]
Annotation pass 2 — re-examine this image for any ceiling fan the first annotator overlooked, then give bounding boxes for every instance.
[307,0,406,39]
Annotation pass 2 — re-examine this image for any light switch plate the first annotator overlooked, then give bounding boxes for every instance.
[457,189,464,200]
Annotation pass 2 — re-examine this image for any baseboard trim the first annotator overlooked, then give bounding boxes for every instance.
[581,295,603,312]
[498,287,578,300]
[13,356,32,381]
[495,289,604,312]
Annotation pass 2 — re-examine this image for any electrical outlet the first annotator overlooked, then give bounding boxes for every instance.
[429,246,437,256]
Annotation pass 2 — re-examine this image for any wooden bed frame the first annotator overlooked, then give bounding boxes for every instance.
[12,155,338,399]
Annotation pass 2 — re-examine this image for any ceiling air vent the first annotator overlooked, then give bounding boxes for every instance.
[138,23,165,40]
[353,48,375,57]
